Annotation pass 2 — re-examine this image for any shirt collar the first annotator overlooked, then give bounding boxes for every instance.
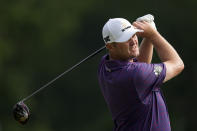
[103,54,131,71]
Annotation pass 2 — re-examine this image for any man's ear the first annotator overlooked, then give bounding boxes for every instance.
[106,43,115,50]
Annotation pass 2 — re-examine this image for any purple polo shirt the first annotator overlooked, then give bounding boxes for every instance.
[98,54,171,131]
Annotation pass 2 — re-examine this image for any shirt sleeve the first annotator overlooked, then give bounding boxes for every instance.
[132,62,166,98]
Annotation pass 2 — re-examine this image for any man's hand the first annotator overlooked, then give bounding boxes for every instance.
[133,21,158,39]
[136,14,157,30]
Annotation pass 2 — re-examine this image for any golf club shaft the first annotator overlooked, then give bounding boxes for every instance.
[21,45,106,102]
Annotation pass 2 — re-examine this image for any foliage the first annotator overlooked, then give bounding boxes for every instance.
[0,0,197,130]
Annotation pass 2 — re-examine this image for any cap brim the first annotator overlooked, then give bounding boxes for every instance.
[115,28,143,43]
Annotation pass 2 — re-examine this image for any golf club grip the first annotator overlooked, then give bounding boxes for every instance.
[21,45,106,102]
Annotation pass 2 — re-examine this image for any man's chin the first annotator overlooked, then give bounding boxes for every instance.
[130,52,139,59]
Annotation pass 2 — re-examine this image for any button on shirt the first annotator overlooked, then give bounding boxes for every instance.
[98,54,171,131]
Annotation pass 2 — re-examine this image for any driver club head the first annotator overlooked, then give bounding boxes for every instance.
[13,101,30,125]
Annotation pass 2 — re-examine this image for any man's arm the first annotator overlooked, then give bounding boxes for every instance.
[133,21,184,83]
[151,32,184,82]
[135,14,156,64]
[136,38,153,63]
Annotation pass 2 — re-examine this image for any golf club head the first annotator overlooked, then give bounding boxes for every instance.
[13,101,30,125]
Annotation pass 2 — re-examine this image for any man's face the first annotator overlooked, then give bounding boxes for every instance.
[107,34,139,61]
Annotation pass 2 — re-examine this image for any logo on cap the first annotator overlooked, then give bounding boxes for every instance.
[104,36,110,43]
[121,22,131,32]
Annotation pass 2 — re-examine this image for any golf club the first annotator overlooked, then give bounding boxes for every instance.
[13,45,106,124]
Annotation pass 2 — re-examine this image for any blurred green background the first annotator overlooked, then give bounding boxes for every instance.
[0,0,196,130]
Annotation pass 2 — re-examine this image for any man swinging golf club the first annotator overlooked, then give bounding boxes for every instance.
[98,14,184,131]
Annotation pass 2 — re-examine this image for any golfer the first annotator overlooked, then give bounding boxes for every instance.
[98,14,184,131]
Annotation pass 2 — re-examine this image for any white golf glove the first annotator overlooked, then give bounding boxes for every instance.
[136,14,157,30]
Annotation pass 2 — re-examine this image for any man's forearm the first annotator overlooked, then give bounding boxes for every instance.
[137,38,153,63]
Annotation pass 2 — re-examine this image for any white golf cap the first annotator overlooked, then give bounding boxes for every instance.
[102,18,143,44]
